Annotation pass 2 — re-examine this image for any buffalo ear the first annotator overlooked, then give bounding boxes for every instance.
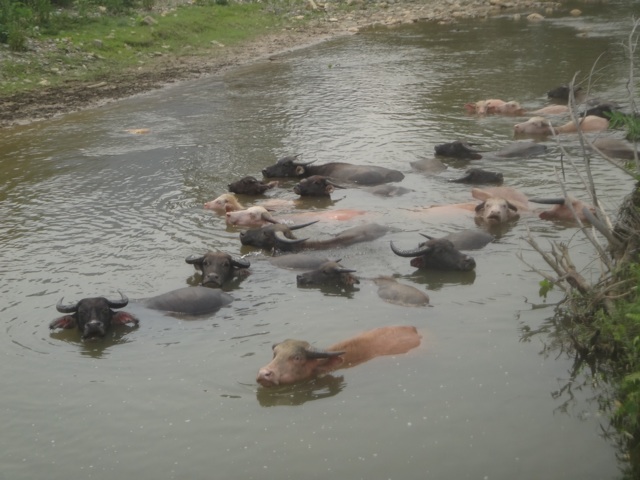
[506,201,518,212]
[295,166,307,176]
[50,315,76,330]
[474,201,486,213]
[317,354,345,374]
[112,311,139,327]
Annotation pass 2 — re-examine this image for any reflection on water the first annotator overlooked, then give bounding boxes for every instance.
[1,3,639,479]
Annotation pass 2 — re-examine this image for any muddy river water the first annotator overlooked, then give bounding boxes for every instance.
[1,2,639,478]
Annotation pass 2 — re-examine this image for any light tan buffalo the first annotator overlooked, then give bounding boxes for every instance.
[256,325,421,387]
[464,99,524,115]
[226,205,280,227]
[514,115,609,136]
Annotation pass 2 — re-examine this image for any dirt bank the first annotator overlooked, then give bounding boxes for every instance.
[0,0,560,128]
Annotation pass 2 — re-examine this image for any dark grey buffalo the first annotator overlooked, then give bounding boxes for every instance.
[50,291,139,340]
[441,230,494,250]
[262,155,404,186]
[141,286,233,315]
[228,176,278,195]
[269,253,331,270]
[390,236,476,271]
[450,168,504,185]
[296,261,360,288]
[492,141,547,159]
[240,222,389,252]
[185,251,250,288]
[293,175,346,197]
[546,84,582,102]
[434,141,482,160]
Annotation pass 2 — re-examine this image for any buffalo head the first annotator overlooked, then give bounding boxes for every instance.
[293,175,346,197]
[50,291,138,340]
[240,221,318,251]
[228,176,278,195]
[185,251,250,288]
[296,260,359,288]
[435,141,482,160]
[256,339,345,387]
[390,235,476,271]
[262,154,311,178]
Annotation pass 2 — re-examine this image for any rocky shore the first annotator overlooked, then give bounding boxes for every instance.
[0,0,564,128]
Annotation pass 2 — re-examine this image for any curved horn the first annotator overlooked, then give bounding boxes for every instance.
[390,241,432,258]
[304,348,346,359]
[107,290,129,309]
[529,197,566,205]
[274,230,308,247]
[335,267,357,274]
[288,220,319,231]
[185,254,205,265]
[231,256,251,269]
[56,297,79,314]
[419,233,434,241]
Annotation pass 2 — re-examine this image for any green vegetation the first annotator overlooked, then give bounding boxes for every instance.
[0,0,307,94]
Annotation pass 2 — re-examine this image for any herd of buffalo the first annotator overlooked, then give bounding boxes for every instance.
[50,83,639,387]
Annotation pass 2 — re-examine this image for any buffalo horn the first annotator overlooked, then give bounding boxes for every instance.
[231,257,251,269]
[419,233,434,241]
[390,240,432,258]
[56,297,79,313]
[185,254,205,265]
[304,348,346,359]
[274,230,308,247]
[261,212,280,224]
[288,220,319,231]
[335,267,357,274]
[107,291,129,309]
[528,197,566,205]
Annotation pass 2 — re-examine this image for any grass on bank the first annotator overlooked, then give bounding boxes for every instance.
[0,0,308,95]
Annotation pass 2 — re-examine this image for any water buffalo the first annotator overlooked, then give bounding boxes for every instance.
[256,325,421,387]
[390,236,476,271]
[442,229,494,250]
[529,196,596,223]
[450,168,503,185]
[529,105,569,115]
[226,205,280,227]
[228,176,278,195]
[591,137,640,160]
[141,286,233,315]
[434,140,482,159]
[185,251,251,288]
[373,277,430,307]
[514,115,609,136]
[364,184,413,197]
[240,222,389,252]
[293,175,346,197]
[491,141,548,159]
[204,193,244,213]
[464,99,524,115]
[269,253,331,270]
[546,84,583,102]
[262,154,405,185]
[296,261,359,288]
[472,187,529,225]
[50,291,139,340]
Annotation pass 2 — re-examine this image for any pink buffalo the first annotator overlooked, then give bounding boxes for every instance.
[514,115,609,136]
[256,326,421,387]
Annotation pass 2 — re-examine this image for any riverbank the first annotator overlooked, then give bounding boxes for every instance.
[0,0,562,128]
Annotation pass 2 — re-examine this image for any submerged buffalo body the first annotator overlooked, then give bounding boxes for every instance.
[390,235,476,271]
[240,222,389,252]
[50,291,139,340]
[228,176,278,195]
[262,155,404,186]
[530,196,596,223]
[373,277,430,307]
[256,325,421,387]
[141,287,233,315]
[296,261,359,288]
[185,251,250,288]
